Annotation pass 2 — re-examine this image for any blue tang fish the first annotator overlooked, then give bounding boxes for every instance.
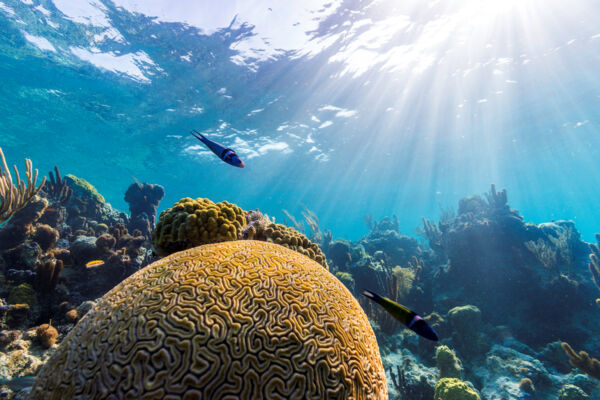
[190,130,245,168]
[362,289,439,341]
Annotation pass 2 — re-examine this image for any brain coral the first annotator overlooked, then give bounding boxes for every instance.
[152,197,246,256]
[29,241,387,400]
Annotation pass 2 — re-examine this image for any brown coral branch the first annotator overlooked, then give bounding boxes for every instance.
[485,183,508,210]
[422,217,443,251]
[282,209,304,233]
[0,146,46,224]
[299,203,322,242]
[561,342,600,380]
[45,166,72,203]
[35,259,64,293]
[589,234,600,291]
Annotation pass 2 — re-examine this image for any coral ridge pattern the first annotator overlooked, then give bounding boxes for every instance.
[29,240,387,399]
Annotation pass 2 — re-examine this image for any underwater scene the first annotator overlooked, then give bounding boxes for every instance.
[1,0,600,399]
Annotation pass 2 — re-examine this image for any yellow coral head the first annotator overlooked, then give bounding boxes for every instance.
[30,241,387,400]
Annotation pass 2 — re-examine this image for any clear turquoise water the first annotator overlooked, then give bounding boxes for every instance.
[1,0,599,241]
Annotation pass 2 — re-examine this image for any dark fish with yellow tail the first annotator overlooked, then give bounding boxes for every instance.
[362,289,439,341]
[190,130,245,168]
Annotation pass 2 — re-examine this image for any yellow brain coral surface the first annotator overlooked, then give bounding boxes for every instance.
[152,197,246,256]
[29,241,388,400]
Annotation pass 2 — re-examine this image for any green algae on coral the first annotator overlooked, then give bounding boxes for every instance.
[335,271,355,292]
[64,174,105,203]
[434,378,481,400]
[558,384,590,400]
[448,304,483,359]
[7,283,36,307]
[435,345,463,379]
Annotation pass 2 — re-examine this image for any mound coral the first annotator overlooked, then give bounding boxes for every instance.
[242,210,328,268]
[391,266,415,302]
[30,241,387,399]
[558,384,590,400]
[7,283,36,307]
[65,309,78,322]
[519,377,535,393]
[447,305,482,359]
[32,223,59,252]
[124,182,164,226]
[435,345,463,379]
[152,197,246,256]
[434,378,481,400]
[329,239,352,269]
[5,303,30,328]
[36,323,58,348]
[64,174,105,203]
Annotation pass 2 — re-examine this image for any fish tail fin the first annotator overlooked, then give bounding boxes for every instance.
[190,129,207,142]
[362,289,384,304]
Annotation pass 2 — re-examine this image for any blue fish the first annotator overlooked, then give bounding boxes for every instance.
[362,289,439,341]
[190,130,245,168]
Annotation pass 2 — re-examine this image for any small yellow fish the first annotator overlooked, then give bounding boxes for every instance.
[85,260,105,269]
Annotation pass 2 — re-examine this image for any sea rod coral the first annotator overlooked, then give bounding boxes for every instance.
[0,146,46,224]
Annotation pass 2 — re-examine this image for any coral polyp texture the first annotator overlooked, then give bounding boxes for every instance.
[152,197,246,256]
[243,210,329,269]
[29,240,387,400]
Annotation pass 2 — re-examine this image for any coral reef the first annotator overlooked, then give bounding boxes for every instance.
[30,241,387,399]
[421,184,594,347]
[388,357,435,400]
[360,215,422,268]
[152,197,246,256]
[124,181,164,238]
[329,239,352,270]
[0,177,599,399]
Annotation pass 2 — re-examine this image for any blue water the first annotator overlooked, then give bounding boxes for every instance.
[1,0,599,241]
